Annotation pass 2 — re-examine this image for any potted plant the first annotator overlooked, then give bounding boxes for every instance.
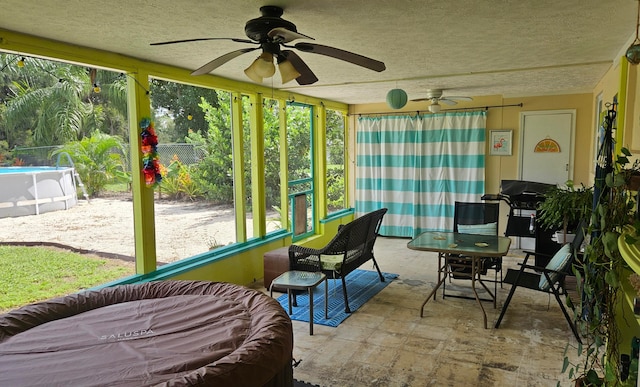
[537,180,594,243]
[562,147,640,386]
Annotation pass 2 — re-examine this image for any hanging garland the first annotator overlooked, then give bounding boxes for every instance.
[140,118,162,187]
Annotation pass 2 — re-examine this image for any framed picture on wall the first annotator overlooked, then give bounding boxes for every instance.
[489,130,513,156]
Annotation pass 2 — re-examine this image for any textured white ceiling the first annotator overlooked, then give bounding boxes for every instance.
[0,0,638,105]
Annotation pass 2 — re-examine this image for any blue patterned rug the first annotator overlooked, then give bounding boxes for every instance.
[276,269,398,327]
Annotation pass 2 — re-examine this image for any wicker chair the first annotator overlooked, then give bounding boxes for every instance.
[288,208,387,313]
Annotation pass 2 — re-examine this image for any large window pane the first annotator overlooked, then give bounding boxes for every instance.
[0,53,135,309]
[263,98,285,233]
[150,79,240,262]
[326,109,347,213]
[286,103,313,237]
[241,95,251,240]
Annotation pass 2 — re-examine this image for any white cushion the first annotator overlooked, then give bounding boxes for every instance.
[320,254,342,271]
[538,243,572,291]
[457,222,497,236]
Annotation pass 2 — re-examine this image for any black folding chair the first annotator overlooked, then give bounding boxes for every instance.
[494,221,586,344]
[443,201,501,301]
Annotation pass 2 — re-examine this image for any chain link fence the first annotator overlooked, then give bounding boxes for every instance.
[11,144,203,167]
[12,146,60,166]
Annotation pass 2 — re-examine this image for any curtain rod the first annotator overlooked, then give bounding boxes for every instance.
[352,103,524,117]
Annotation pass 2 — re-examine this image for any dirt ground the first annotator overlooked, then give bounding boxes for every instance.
[0,196,257,264]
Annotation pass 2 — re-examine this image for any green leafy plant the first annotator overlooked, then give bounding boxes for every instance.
[0,140,13,166]
[562,147,640,386]
[326,165,346,211]
[159,155,202,201]
[51,130,129,196]
[537,180,594,234]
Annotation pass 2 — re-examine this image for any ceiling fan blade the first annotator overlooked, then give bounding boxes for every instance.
[293,43,386,72]
[151,37,255,46]
[439,99,458,106]
[191,47,259,76]
[282,50,318,85]
[412,95,472,104]
[445,96,473,101]
[268,27,314,43]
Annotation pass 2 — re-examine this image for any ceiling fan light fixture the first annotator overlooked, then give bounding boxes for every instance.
[153,6,385,85]
[278,59,301,84]
[429,102,442,113]
[244,65,263,83]
[244,52,275,82]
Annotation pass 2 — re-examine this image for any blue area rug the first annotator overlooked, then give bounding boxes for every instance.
[276,269,398,327]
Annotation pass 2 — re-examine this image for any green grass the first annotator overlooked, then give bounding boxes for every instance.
[103,182,130,192]
[0,245,134,313]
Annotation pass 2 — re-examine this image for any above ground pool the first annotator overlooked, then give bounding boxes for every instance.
[0,166,78,218]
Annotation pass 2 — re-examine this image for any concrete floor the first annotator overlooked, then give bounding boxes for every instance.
[267,237,580,387]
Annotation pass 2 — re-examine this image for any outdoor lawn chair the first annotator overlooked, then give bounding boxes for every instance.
[288,208,387,313]
[494,220,586,344]
[443,201,501,299]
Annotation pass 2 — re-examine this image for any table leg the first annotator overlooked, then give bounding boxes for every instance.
[476,276,496,309]
[420,276,447,317]
[477,257,497,309]
[308,286,314,335]
[287,290,293,315]
[437,253,444,301]
[324,278,328,319]
[470,257,488,329]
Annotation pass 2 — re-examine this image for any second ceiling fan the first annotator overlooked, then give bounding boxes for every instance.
[151,5,386,85]
[412,89,473,113]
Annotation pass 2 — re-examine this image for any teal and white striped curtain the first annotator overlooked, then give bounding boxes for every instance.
[356,111,486,237]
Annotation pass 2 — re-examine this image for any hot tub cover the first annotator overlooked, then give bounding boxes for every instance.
[0,280,293,386]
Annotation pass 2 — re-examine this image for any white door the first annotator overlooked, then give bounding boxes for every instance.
[520,110,575,184]
[518,110,575,249]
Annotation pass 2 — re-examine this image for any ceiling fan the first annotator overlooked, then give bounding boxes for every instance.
[150,5,386,85]
[412,89,473,113]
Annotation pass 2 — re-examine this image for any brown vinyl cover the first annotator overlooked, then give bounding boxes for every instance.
[0,281,294,387]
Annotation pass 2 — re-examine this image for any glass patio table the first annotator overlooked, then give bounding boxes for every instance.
[407,231,512,328]
[269,270,328,335]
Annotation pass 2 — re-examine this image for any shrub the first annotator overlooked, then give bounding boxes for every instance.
[51,131,129,196]
[159,155,202,201]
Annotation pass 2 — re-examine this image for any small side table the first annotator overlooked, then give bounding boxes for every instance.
[270,270,328,335]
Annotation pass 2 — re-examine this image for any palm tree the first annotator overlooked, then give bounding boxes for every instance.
[1,54,128,147]
[52,131,129,196]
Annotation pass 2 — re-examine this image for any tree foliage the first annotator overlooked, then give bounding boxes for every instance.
[150,79,219,142]
[178,95,315,208]
[325,109,346,210]
[0,54,346,211]
[0,54,128,148]
[286,104,312,182]
[185,94,235,203]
